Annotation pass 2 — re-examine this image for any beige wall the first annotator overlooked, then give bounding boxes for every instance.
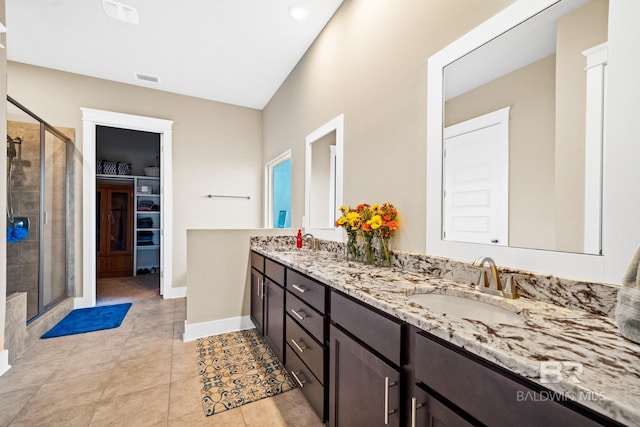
[6,62,264,293]
[554,0,608,252]
[263,0,515,253]
[445,55,557,250]
[186,228,296,326]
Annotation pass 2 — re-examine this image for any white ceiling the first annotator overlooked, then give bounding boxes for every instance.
[4,0,343,110]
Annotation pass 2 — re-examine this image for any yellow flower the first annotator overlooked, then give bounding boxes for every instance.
[370,215,382,230]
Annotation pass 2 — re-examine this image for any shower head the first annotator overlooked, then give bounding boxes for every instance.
[7,135,22,159]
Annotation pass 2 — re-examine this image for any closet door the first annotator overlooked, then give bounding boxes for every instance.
[97,183,134,278]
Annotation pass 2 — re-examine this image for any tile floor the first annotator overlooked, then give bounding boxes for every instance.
[0,275,323,426]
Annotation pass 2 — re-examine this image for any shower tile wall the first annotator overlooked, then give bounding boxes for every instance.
[7,121,41,320]
[6,121,73,320]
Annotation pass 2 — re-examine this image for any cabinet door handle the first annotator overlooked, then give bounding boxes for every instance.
[384,377,397,425]
[261,279,266,300]
[290,338,307,353]
[291,284,307,293]
[257,277,262,298]
[291,370,306,388]
[291,309,306,321]
[411,397,424,427]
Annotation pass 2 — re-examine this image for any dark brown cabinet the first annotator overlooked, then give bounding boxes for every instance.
[97,183,133,278]
[264,278,285,362]
[249,252,619,427]
[250,252,286,363]
[329,324,401,427]
[410,385,474,427]
[250,268,264,334]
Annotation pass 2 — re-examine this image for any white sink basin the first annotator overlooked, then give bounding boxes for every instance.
[408,293,525,324]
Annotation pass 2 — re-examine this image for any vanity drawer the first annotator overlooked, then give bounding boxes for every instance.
[251,251,264,272]
[286,292,324,343]
[414,332,602,427]
[286,315,324,383]
[330,291,402,366]
[286,270,326,313]
[265,258,285,286]
[286,345,325,420]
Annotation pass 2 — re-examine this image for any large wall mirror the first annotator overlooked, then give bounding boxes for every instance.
[426,0,620,283]
[304,114,344,240]
[443,0,607,255]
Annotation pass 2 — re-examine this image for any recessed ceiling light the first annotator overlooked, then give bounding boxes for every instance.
[102,0,139,25]
[289,5,308,20]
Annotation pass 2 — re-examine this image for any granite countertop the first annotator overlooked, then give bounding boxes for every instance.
[251,244,640,426]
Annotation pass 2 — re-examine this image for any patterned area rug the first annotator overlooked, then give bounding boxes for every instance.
[196,328,296,416]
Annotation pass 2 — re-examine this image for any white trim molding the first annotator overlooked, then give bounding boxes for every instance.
[183,315,254,342]
[78,108,174,308]
[0,349,10,376]
[163,286,187,299]
[303,114,344,241]
[426,0,622,284]
[264,149,292,228]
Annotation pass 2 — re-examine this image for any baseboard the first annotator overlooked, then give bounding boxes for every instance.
[163,286,187,299]
[0,349,11,376]
[74,296,94,309]
[183,315,254,342]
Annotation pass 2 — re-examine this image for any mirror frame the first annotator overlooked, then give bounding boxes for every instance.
[426,0,622,284]
[304,114,344,240]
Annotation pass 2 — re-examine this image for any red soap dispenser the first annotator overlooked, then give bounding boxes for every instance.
[296,229,303,248]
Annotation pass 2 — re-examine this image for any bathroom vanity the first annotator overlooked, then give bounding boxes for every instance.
[250,239,637,426]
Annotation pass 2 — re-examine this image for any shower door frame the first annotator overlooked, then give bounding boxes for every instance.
[79,108,175,308]
[7,95,73,321]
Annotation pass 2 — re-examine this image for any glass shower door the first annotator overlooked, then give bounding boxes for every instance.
[41,128,68,310]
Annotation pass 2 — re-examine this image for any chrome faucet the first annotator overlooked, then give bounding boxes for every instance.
[302,233,318,250]
[471,257,519,299]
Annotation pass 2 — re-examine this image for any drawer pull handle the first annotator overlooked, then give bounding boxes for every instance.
[290,338,307,353]
[291,309,307,321]
[292,284,307,293]
[291,370,306,388]
[384,377,397,425]
[410,397,424,427]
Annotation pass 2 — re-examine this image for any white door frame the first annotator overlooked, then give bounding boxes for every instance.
[77,108,174,308]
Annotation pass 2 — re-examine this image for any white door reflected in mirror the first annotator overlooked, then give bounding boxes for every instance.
[304,114,344,241]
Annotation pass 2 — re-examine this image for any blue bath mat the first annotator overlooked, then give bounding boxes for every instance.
[41,303,132,339]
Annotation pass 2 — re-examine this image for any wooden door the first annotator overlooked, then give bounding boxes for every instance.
[329,325,400,427]
[97,183,134,278]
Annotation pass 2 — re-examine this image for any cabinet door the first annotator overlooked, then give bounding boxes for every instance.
[250,268,264,335]
[106,186,133,256]
[329,325,400,427]
[411,385,474,427]
[264,279,285,362]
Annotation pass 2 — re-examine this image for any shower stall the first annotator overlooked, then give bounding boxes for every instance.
[6,96,73,322]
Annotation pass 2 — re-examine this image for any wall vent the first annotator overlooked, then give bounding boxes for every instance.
[135,73,160,83]
[102,0,139,25]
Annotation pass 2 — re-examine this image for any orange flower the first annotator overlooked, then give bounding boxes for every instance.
[386,220,399,230]
[383,214,392,221]
[362,222,372,232]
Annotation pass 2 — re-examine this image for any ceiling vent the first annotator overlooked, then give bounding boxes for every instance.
[102,0,139,25]
[135,73,160,83]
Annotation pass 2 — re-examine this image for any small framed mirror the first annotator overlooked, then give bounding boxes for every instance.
[304,114,344,240]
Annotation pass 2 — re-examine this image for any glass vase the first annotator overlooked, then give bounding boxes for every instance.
[376,236,392,267]
[362,234,375,265]
[345,232,359,262]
